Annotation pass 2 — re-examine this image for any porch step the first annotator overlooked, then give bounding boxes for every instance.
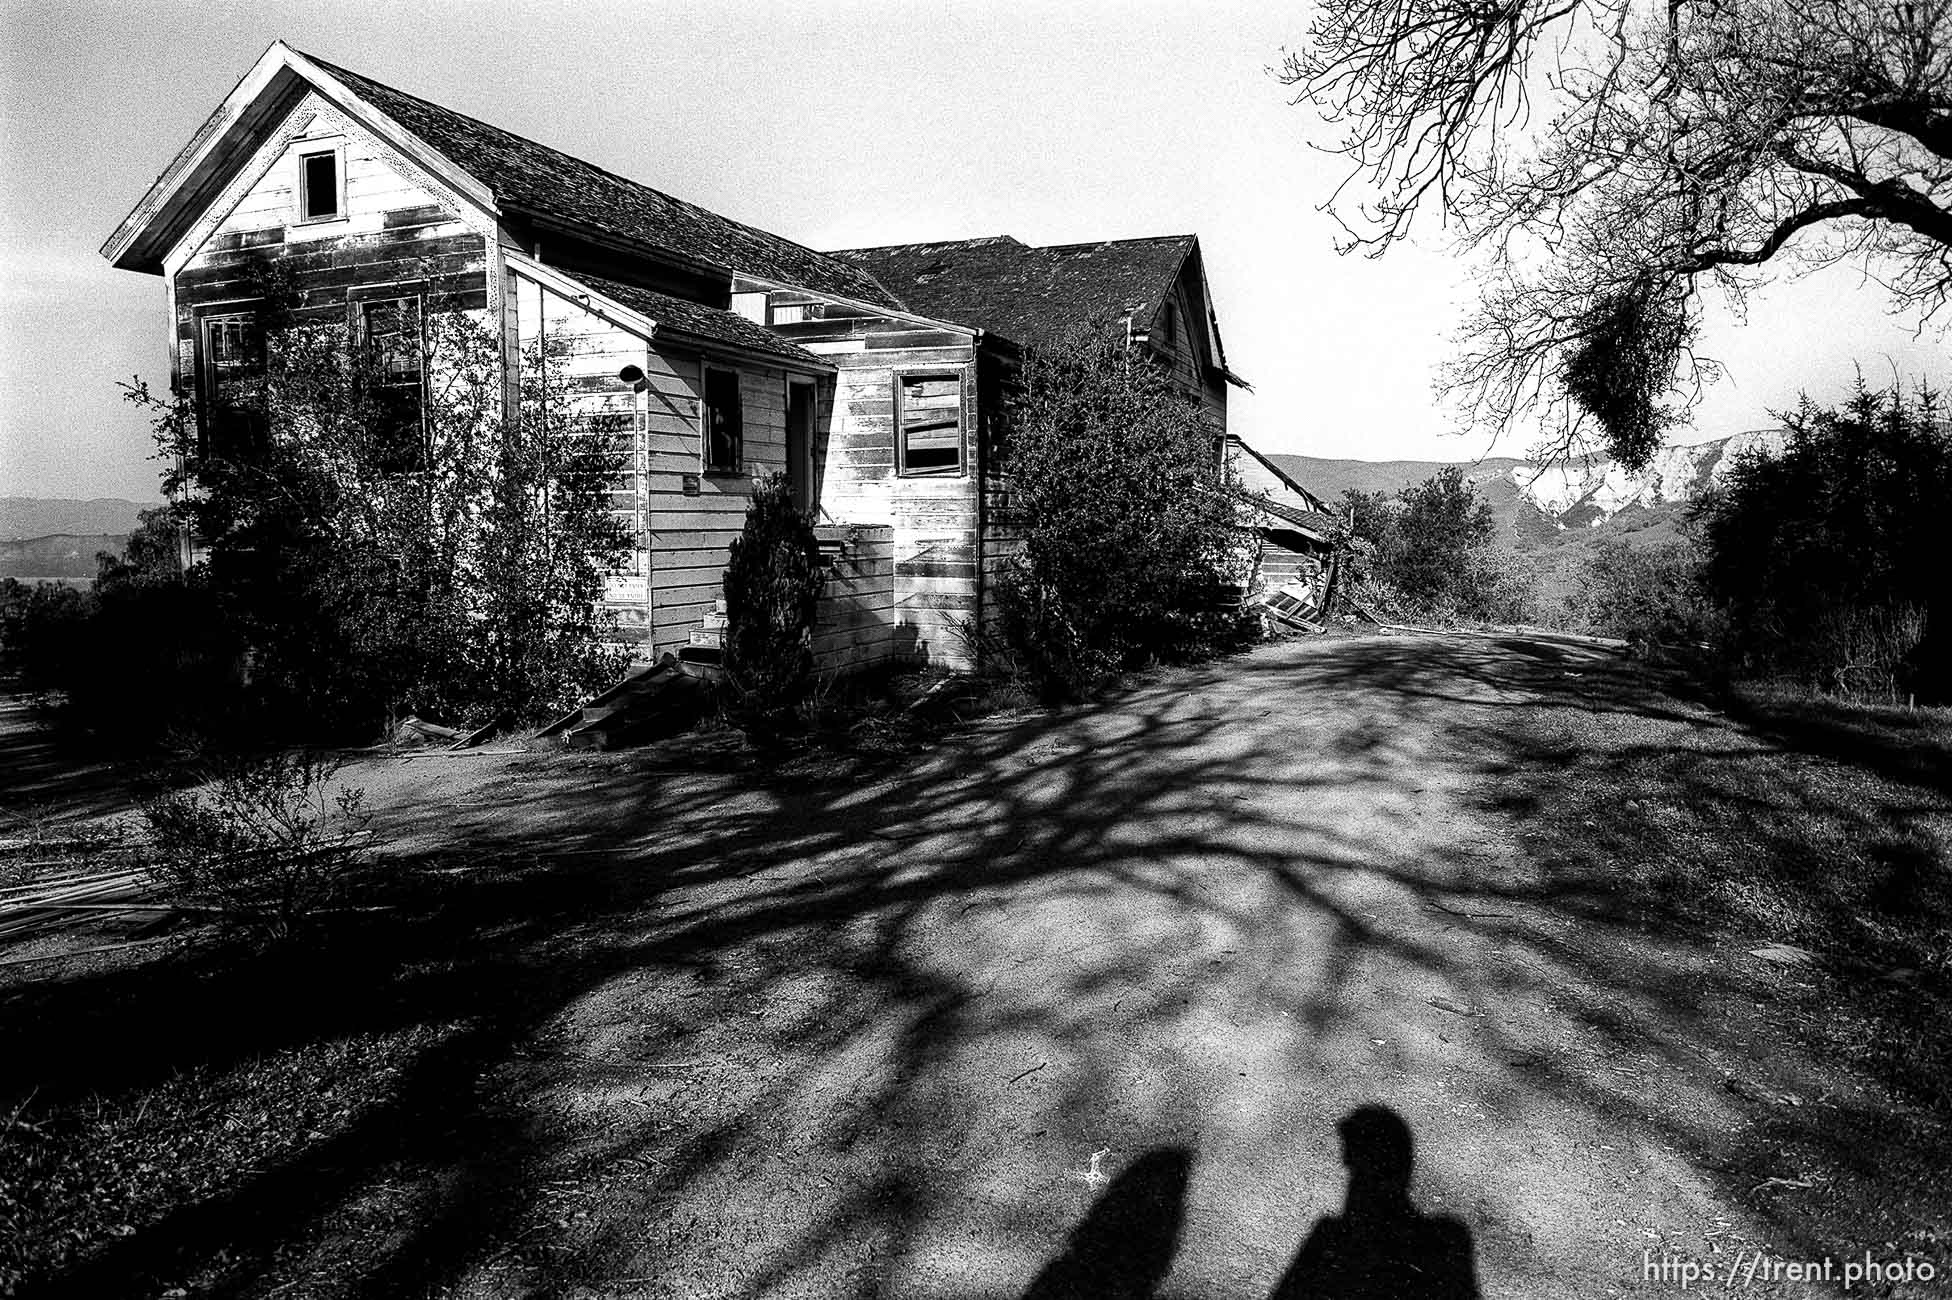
[536,655,711,750]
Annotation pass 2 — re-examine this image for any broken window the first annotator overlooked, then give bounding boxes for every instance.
[703,367,743,473]
[199,309,265,462]
[898,372,963,475]
[299,148,341,221]
[360,297,425,474]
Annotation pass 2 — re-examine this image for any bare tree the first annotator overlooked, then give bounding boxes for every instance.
[1283,0,1952,467]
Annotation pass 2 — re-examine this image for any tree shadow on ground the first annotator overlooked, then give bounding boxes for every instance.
[1,633,1946,1297]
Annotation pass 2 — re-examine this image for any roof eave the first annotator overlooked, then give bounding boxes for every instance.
[658,327,836,375]
[510,252,834,374]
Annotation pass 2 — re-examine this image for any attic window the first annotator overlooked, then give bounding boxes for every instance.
[1159,300,1178,349]
[898,372,963,475]
[298,147,342,222]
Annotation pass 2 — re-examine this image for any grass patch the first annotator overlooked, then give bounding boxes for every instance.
[1488,663,1952,1110]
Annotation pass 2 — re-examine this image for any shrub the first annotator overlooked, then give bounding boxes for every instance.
[123,263,631,742]
[721,473,823,741]
[1333,470,1544,626]
[141,751,370,941]
[1578,539,1707,653]
[1000,329,1247,695]
[1692,379,1952,699]
[1808,604,1930,704]
[0,580,93,692]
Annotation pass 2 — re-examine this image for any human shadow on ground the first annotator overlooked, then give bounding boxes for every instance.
[1269,1105,1478,1300]
[1020,1147,1193,1300]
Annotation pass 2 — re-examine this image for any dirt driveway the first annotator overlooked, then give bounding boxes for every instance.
[13,632,1948,1298]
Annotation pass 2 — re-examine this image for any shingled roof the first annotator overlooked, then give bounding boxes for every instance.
[572,273,830,369]
[829,235,1199,348]
[303,52,903,310]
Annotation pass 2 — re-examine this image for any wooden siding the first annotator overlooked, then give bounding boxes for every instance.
[171,93,490,384]
[770,294,984,670]
[1148,274,1227,430]
[812,525,912,670]
[514,271,653,639]
[975,340,1024,645]
[516,270,793,658]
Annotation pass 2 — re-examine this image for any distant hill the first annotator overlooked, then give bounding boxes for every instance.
[1266,432,1787,615]
[0,534,126,582]
[1267,455,1534,503]
[1268,431,1783,543]
[0,498,156,541]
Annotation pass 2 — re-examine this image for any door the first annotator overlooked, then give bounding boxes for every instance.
[786,379,817,513]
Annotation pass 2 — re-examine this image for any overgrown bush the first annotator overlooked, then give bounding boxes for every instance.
[1577,539,1708,654]
[1807,603,1931,704]
[0,580,93,692]
[999,329,1248,695]
[721,473,823,741]
[122,257,629,741]
[142,751,370,941]
[1334,468,1543,625]
[3,514,252,744]
[1692,380,1951,700]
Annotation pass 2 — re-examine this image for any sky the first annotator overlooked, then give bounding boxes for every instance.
[2,0,1947,502]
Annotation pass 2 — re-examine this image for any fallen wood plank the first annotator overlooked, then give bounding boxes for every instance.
[397,716,462,742]
[449,716,506,750]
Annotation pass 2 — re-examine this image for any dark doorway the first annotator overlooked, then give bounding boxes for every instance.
[786,379,816,512]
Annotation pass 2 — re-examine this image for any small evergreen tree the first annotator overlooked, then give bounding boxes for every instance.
[721,473,823,741]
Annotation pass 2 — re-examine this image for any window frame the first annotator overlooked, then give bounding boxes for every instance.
[700,365,744,476]
[895,368,967,478]
[295,141,347,225]
[354,293,426,391]
[348,287,430,475]
[192,299,266,464]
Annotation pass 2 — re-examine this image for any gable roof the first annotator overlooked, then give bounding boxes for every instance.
[104,42,901,309]
[829,235,1196,350]
[300,52,901,309]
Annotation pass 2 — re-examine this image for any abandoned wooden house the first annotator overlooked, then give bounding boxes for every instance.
[102,41,1247,673]
[1225,435,1338,620]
